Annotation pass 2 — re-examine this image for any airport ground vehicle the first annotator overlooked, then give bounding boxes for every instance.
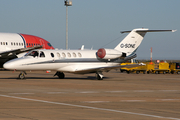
[120,62,154,74]
[148,62,170,74]
[169,62,180,74]
[121,62,180,74]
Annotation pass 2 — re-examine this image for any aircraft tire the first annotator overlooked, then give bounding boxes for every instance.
[97,75,103,80]
[19,73,25,79]
[58,72,65,79]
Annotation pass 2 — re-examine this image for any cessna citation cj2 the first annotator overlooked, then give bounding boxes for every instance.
[0,33,54,67]
[3,28,175,80]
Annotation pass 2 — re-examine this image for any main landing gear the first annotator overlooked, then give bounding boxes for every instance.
[54,71,65,79]
[96,72,104,80]
[18,71,27,79]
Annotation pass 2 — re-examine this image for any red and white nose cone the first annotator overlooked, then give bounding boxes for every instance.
[97,48,106,58]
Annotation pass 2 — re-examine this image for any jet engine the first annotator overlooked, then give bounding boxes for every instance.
[97,48,124,60]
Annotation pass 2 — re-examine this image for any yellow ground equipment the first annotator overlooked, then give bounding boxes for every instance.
[120,63,136,74]
[169,62,180,74]
[121,62,172,74]
[120,62,153,74]
[147,62,170,74]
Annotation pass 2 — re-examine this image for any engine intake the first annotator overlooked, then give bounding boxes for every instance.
[97,48,123,59]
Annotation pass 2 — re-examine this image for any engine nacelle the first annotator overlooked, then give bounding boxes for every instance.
[97,48,123,59]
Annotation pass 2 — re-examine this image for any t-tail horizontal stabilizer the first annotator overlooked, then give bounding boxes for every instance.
[121,29,176,33]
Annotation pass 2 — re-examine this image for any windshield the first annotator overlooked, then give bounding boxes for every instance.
[25,51,39,57]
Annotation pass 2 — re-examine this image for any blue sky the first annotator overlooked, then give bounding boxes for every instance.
[0,0,179,60]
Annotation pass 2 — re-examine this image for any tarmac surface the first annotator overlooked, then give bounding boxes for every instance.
[0,70,180,120]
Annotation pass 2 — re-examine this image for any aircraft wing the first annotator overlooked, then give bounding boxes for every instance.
[0,46,43,58]
[74,63,145,74]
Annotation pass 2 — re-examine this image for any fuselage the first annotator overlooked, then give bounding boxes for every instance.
[3,49,125,74]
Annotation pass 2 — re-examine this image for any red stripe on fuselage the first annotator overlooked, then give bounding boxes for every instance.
[20,34,54,49]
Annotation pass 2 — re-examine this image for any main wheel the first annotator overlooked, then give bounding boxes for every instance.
[58,72,65,79]
[54,72,65,79]
[97,74,103,80]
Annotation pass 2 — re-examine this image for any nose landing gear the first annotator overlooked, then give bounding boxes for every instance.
[18,71,27,79]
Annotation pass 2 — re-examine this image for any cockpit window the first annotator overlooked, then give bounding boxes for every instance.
[40,51,45,57]
[25,51,39,57]
[47,43,52,47]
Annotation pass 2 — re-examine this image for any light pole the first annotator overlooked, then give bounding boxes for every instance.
[64,0,72,49]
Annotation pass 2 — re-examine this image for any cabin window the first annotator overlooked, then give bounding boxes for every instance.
[51,53,54,58]
[21,43,23,46]
[62,52,66,58]
[57,53,60,58]
[11,42,13,45]
[78,53,82,57]
[67,53,71,57]
[73,53,76,57]
[40,51,45,57]
[14,43,15,45]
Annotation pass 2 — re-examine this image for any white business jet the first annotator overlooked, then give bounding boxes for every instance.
[3,28,175,80]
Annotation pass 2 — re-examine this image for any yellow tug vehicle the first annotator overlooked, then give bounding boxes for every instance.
[120,61,180,74]
[169,62,180,74]
[148,62,170,74]
[120,62,154,74]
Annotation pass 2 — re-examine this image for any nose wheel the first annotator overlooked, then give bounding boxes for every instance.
[18,71,27,79]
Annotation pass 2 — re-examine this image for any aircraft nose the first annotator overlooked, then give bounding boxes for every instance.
[3,61,16,70]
